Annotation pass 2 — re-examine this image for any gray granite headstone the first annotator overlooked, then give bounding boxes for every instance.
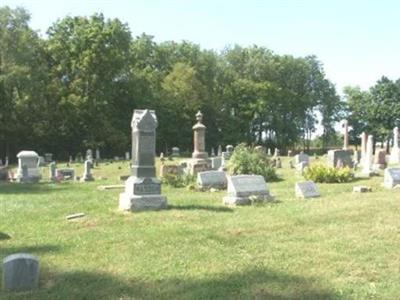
[294,153,309,165]
[223,175,271,205]
[2,253,39,292]
[197,170,227,189]
[295,181,320,198]
[327,149,353,168]
[119,109,167,211]
[383,168,400,188]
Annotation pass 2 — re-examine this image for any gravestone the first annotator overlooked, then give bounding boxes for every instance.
[223,175,272,205]
[343,120,349,150]
[383,168,400,188]
[172,147,180,157]
[373,149,387,170]
[210,147,215,157]
[219,145,234,171]
[294,152,309,165]
[125,151,130,160]
[187,160,210,176]
[16,151,41,183]
[217,145,222,156]
[86,149,93,164]
[295,181,320,198]
[267,148,272,156]
[275,157,282,168]
[56,168,75,180]
[361,135,374,176]
[192,111,208,159]
[2,253,39,292]
[327,150,353,168]
[44,153,53,163]
[80,160,94,182]
[159,164,182,177]
[360,132,367,166]
[197,170,227,189]
[211,157,222,170]
[119,109,167,211]
[95,148,100,160]
[49,162,56,181]
[273,148,280,157]
[287,150,293,157]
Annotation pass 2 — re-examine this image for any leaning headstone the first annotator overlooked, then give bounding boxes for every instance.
[2,253,39,292]
[223,175,272,205]
[197,170,227,190]
[383,168,400,188]
[119,109,167,211]
[327,149,353,168]
[15,151,41,183]
[295,181,320,198]
[80,160,94,182]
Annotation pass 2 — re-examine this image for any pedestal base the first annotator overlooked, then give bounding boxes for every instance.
[119,193,167,211]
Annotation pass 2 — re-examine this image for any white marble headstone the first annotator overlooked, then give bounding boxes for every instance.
[383,168,400,188]
[295,181,320,198]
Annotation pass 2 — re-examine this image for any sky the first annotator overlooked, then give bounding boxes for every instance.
[3,0,400,94]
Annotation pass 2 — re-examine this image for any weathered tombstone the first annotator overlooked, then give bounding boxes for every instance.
[294,152,309,165]
[159,164,182,178]
[192,111,208,159]
[361,135,374,176]
[119,109,167,211]
[56,168,75,180]
[219,145,234,171]
[383,168,400,188]
[2,253,39,292]
[327,150,353,168]
[197,170,227,190]
[125,151,130,160]
[95,148,100,160]
[373,149,387,170]
[217,145,222,156]
[15,151,41,183]
[44,153,53,163]
[172,147,180,157]
[210,147,215,157]
[223,175,272,205]
[276,157,282,168]
[389,127,400,164]
[211,157,222,170]
[80,160,94,182]
[295,181,320,198]
[49,162,56,181]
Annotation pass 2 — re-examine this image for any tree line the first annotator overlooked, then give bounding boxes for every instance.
[1,6,347,161]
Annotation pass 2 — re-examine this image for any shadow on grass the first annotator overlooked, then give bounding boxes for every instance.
[0,182,71,195]
[168,204,234,213]
[0,267,339,300]
[0,232,11,240]
[0,244,61,258]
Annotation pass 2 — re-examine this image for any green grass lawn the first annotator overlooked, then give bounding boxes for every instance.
[1,157,400,299]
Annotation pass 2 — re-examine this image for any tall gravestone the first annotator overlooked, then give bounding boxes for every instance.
[192,111,208,159]
[360,132,367,166]
[119,109,167,211]
[80,160,94,182]
[95,148,100,160]
[362,135,374,175]
[389,127,400,164]
[343,120,349,150]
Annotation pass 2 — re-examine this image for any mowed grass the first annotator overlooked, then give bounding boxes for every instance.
[1,157,400,299]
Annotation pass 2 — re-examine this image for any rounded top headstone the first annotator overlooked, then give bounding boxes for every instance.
[17,151,39,158]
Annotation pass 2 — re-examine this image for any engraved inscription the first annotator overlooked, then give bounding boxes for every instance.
[139,135,154,153]
[134,183,161,195]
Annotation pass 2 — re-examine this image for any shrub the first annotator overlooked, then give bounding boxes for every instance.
[161,173,195,188]
[227,143,278,181]
[303,164,353,183]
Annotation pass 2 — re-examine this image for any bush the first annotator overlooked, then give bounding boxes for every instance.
[227,143,278,181]
[161,173,195,188]
[303,164,353,183]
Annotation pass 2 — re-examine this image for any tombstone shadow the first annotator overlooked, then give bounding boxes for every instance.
[168,204,234,213]
[0,182,70,195]
[0,267,339,299]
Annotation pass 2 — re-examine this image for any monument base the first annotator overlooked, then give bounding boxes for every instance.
[223,194,271,206]
[119,176,167,211]
[192,151,208,159]
[119,193,167,211]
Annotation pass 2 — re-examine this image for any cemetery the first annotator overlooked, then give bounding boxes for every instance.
[2,3,400,300]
